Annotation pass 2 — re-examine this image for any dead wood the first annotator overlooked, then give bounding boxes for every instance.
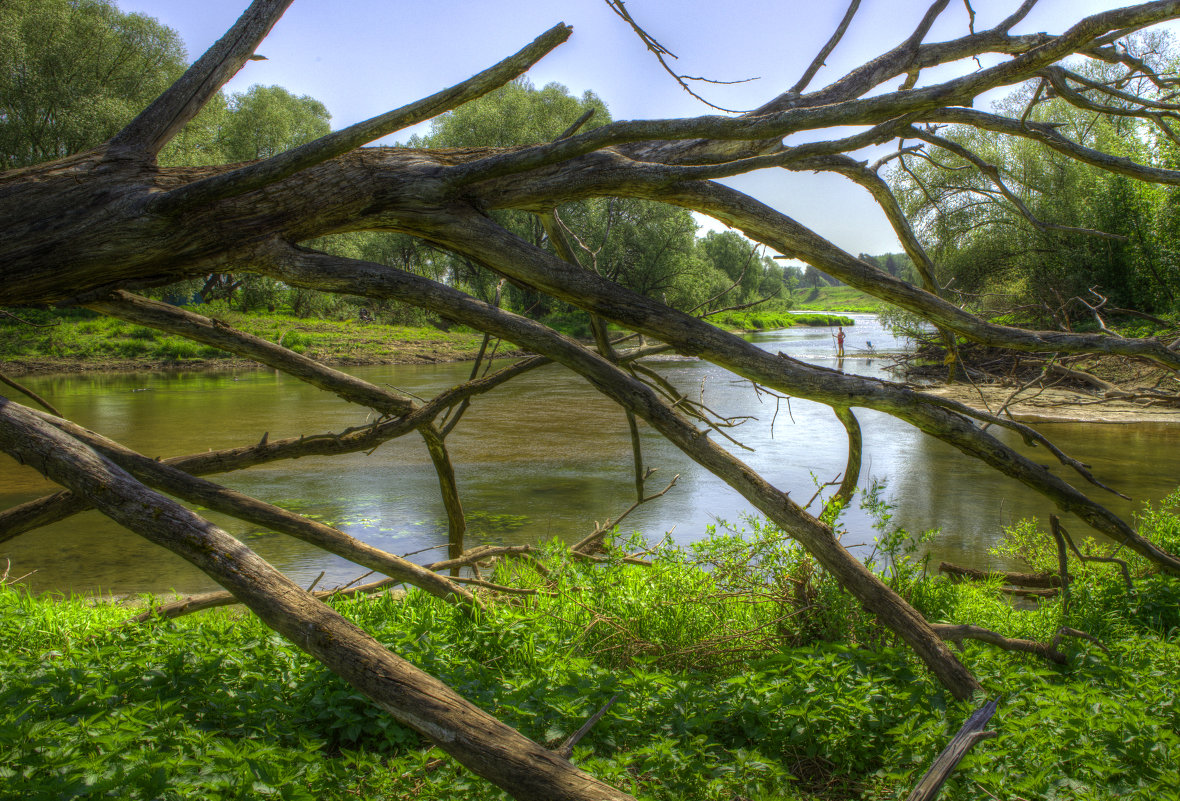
[129,544,554,624]
[556,694,621,761]
[828,407,863,512]
[0,396,633,801]
[0,371,61,417]
[938,561,1066,588]
[0,356,548,544]
[86,291,414,415]
[129,575,405,624]
[26,407,478,610]
[1052,514,1135,590]
[6,2,1180,792]
[906,699,997,801]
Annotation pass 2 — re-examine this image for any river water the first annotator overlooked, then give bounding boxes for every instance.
[4,313,1179,596]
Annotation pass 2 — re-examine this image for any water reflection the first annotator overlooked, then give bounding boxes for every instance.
[3,313,1178,595]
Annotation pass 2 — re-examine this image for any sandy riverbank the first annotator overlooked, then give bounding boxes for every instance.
[918,383,1180,424]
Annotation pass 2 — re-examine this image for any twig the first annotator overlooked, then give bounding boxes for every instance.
[555,694,621,760]
[571,474,679,554]
[603,0,757,113]
[0,371,62,417]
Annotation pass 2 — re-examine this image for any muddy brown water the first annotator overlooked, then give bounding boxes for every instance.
[3,313,1179,596]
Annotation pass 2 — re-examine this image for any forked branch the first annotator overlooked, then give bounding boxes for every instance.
[110,0,295,157]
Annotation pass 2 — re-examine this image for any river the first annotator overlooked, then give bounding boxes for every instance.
[4,313,1179,596]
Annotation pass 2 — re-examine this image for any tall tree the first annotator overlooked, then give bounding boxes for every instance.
[412,79,707,314]
[219,84,331,162]
[891,40,1180,321]
[699,229,770,302]
[0,0,186,169]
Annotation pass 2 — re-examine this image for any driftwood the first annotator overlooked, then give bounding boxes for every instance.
[938,561,1067,588]
[906,699,997,801]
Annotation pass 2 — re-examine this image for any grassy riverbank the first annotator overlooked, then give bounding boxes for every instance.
[791,286,882,313]
[707,309,854,331]
[4,496,1179,800]
[0,305,491,375]
[1,302,856,376]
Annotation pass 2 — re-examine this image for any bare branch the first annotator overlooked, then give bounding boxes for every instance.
[1,356,549,543]
[420,424,467,565]
[826,407,862,513]
[148,23,573,213]
[603,0,758,113]
[790,0,863,95]
[909,126,1129,240]
[86,291,414,415]
[110,0,295,157]
[919,106,1180,185]
[28,407,480,610]
[0,371,61,417]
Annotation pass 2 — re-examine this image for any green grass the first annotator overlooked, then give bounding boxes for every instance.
[0,304,486,367]
[708,310,853,330]
[3,495,1180,800]
[791,286,882,312]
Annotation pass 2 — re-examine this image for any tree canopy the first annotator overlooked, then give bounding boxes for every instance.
[0,0,186,169]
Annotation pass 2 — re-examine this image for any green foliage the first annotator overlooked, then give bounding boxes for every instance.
[790,285,882,312]
[707,309,853,330]
[891,46,1180,319]
[0,305,484,366]
[408,80,795,318]
[5,493,1180,800]
[218,85,330,162]
[0,0,187,169]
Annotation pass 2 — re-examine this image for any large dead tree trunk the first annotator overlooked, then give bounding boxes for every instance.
[6,1,1180,797]
[0,397,633,801]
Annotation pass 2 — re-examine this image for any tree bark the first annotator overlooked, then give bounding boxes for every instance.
[8,1,1180,791]
[0,395,634,801]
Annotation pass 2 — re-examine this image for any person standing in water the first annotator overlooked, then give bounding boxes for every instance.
[836,326,845,358]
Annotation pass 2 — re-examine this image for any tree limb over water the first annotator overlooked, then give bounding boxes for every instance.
[5,1,1180,797]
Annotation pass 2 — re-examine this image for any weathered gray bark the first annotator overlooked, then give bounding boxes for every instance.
[6,1,1180,795]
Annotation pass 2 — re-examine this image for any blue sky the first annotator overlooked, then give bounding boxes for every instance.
[120,1,1178,256]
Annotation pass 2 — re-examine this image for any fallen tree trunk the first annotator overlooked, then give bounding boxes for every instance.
[6,0,1180,792]
[262,243,983,700]
[0,395,634,801]
[938,562,1067,588]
